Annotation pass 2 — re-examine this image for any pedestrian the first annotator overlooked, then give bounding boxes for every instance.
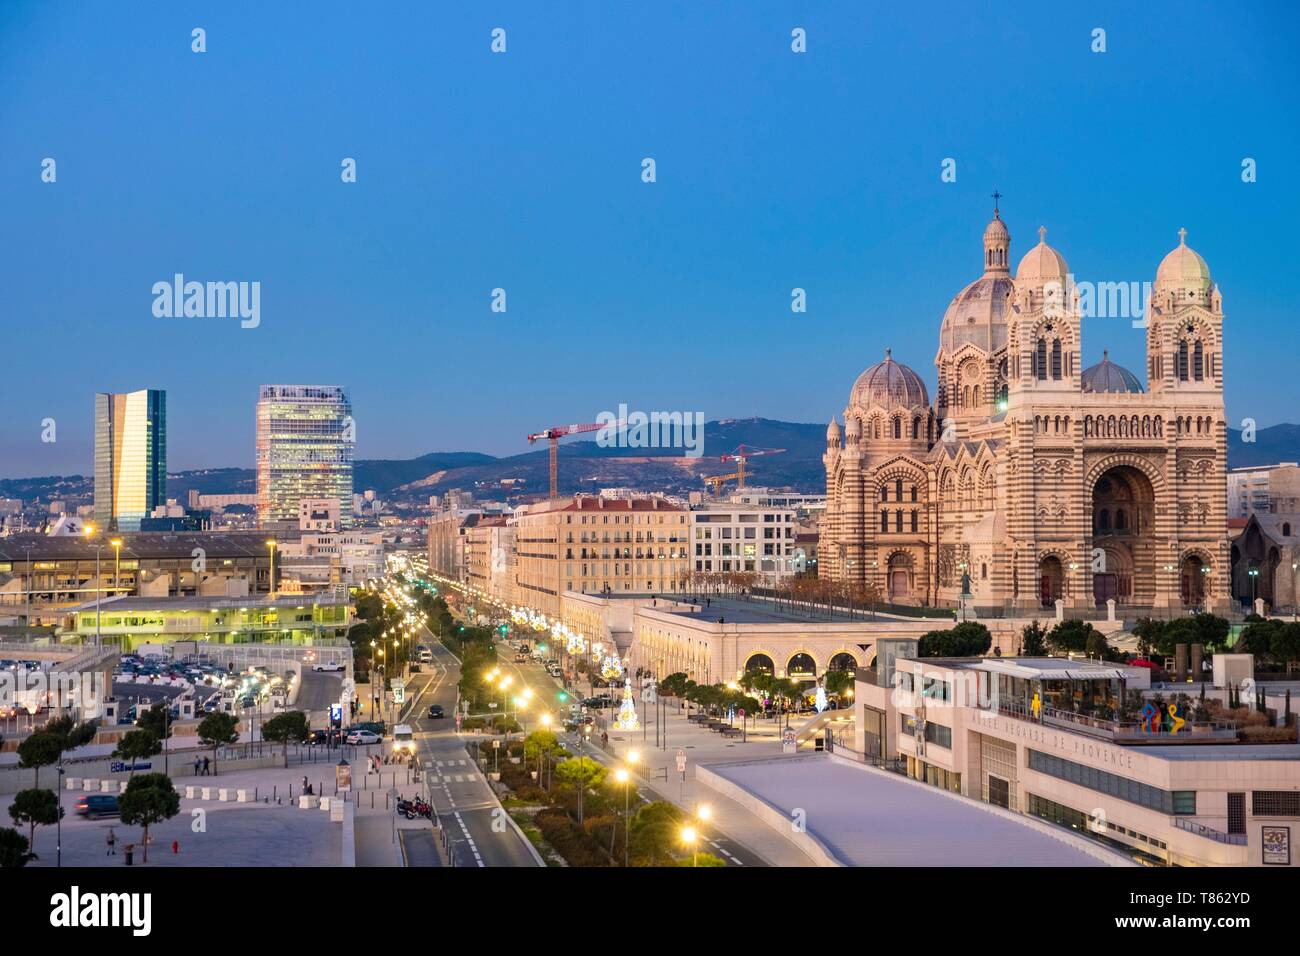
[302,774,308,793]
[202,755,210,775]
[193,756,201,776]
[601,731,609,749]
[106,828,116,856]
[172,840,179,854]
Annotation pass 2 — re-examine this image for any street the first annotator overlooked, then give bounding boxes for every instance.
[402,633,540,867]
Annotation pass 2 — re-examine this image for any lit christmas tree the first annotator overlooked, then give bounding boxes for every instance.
[614,679,640,731]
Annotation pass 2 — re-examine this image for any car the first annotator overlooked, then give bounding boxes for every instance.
[392,724,416,755]
[350,721,386,735]
[312,661,346,673]
[346,729,382,746]
[75,795,120,819]
[418,650,433,663]
[427,704,445,719]
[583,696,613,709]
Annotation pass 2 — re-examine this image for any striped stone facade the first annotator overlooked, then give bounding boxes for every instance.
[822,214,1229,615]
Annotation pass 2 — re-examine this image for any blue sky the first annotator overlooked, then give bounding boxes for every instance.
[2,1,1297,476]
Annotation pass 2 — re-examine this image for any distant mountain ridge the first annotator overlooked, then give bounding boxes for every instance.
[2,419,1296,504]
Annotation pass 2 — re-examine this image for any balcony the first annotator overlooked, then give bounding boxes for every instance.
[998,698,1240,744]
[1172,817,1247,846]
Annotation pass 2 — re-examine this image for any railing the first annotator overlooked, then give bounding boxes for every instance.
[997,697,1240,742]
[1172,816,1248,846]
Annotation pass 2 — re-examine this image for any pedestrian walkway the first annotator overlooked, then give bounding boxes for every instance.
[589,703,820,868]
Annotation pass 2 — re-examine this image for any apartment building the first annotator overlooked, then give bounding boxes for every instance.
[512,496,690,618]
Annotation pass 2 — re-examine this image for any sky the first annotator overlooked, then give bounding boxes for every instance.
[1,1,1297,477]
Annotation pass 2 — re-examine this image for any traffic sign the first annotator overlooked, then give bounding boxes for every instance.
[675,748,686,773]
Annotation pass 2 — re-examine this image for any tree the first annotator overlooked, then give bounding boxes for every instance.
[1084,630,1112,661]
[554,757,606,823]
[1020,620,1048,656]
[16,732,63,790]
[918,621,992,657]
[135,703,174,743]
[261,711,310,767]
[112,729,162,777]
[823,670,854,701]
[196,712,239,776]
[0,827,34,867]
[1046,619,1098,654]
[1131,618,1166,658]
[117,773,181,864]
[657,673,689,699]
[8,788,61,854]
[523,729,560,762]
[628,800,684,866]
[40,714,97,751]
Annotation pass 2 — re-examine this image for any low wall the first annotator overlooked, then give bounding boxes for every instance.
[0,751,285,795]
[695,761,840,867]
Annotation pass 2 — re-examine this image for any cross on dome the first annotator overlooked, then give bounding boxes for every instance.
[1038,226,1047,243]
[1178,227,1187,245]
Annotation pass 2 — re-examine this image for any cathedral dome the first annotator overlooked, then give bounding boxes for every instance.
[1155,228,1211,295]
[826,417,841,441]
[1081,350,1144,393]
[940,275,1015,351]
[850,348,929,410]
[1015,226,1069,287]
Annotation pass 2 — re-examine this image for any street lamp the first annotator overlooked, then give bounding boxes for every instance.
[110,538,123,595]
[1249,567,1259,606]
[680,825,698,867]
[83,524,104,647]
[266,539,277,597]
[615,766,632,866]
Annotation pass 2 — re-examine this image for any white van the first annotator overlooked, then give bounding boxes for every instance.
[392,724,416,756]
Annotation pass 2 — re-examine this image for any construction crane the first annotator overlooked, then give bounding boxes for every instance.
[526,418,625,500]
[704,445,785,494]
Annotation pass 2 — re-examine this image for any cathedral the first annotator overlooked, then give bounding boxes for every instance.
[821,208,1229,615]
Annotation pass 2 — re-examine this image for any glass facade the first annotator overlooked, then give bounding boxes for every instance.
[94,389,166,531]
[1027,749,1196,815]
[256,385,353,528]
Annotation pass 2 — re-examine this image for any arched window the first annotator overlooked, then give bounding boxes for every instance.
[880,511,888,534]
[910,485,918,502]
[912,417,920,439]
[893,418,901,439]
[1035,339,1047,380]
[880,484,888,502]
[981,562,988,579]
[1051,339,1062,379]
[1115,508,1126,531]
[910,511,918,533]
[1098,508,1110,531]
[1285,523,1293,537]
[1193,341,1204,380]
[1177,340,1189,380]
[894,510,903,533]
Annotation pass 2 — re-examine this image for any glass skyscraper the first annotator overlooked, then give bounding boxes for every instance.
[256,385,354,529]
[94,389,167,532]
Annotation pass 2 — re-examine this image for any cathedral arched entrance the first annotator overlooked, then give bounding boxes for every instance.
[1090,464,1157,606]
[1180,553,1208,610]
[1039,556,1064,607]
[887,551,913,601]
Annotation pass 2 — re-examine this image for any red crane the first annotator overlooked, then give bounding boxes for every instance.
[710,445,785,492]
[527,419,625,499]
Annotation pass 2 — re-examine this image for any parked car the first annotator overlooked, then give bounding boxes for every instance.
[427,704,445,719]
[75,795,120,819]
[346,729,382,746]
[583,696,613,709]
[312,661,346,673]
